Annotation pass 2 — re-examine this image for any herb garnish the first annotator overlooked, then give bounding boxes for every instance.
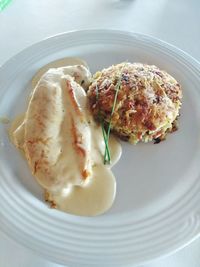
[96,64,125,164]
[103,73,122,164]
[95,82,111,163]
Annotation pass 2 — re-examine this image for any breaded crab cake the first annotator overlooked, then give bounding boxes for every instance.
[87,62,182,144]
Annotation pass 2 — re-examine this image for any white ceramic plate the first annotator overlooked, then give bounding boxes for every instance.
[0,30,200,267]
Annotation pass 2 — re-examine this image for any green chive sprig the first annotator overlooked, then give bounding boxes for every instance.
[96,64,126,165]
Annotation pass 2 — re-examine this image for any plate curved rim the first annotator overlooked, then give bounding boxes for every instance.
[0,28,199,70]
[0,29,200,267]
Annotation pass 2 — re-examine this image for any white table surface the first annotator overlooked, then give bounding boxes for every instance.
[0,0,200,266]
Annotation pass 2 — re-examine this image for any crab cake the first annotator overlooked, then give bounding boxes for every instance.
[87,62,182,144]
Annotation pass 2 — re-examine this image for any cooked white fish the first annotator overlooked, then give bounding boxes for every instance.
[10,65,122,216]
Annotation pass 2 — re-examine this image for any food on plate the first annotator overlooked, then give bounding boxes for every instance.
[10,62,121,216]
[87,62,182,144]
[9,58,182,217]
[31,57,91,90]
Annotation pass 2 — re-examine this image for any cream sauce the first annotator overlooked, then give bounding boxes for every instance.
[10,59,121,216]
[31,57,91,90]
[47,165,116,216]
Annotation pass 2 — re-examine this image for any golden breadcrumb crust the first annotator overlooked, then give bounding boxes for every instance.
[87,62,182,143]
